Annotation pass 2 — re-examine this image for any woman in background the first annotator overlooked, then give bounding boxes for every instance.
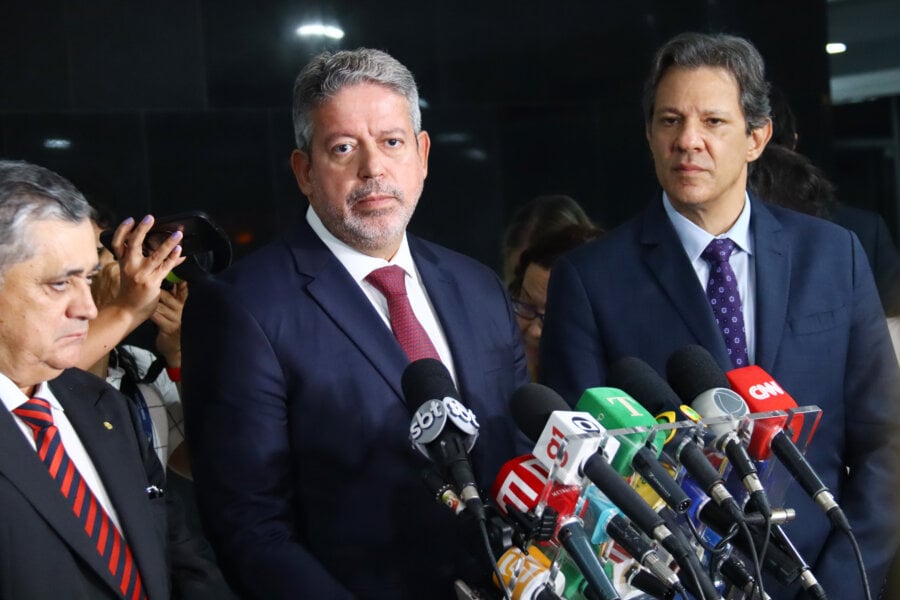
[509,223,602,380]
[501,194,594,284]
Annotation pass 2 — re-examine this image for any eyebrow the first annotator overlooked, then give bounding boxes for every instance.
[655,106,733,117]
[378,127,408,137]
[322,127,408,143]
[518,286,538,304]
[51,263,101,279]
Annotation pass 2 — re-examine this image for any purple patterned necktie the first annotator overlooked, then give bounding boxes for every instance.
[14,397,146,600]
[366,265,441,362]
[701,238,749,368]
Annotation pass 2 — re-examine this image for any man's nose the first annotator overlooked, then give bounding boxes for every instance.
[674,120,704,152]
[358,145,385,179]
[72,279,99,320]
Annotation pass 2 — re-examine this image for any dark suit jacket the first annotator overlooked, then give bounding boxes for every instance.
[831,204,900,309]
[0,368,169,600]
[182,218,529,599]
[541,195,900,599]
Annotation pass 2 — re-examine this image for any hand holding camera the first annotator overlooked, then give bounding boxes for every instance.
[100,211,232,286]
[106,214,187,326]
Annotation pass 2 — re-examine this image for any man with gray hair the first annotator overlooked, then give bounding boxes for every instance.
[0,160,183,598]
[541,32,900,598]
[183,49,528,598]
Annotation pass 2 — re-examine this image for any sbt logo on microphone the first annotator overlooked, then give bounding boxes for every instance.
[534,411,620,485]
[748,380,786,400]
[409,397,479,453]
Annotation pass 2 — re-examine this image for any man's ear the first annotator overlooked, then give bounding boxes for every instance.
[747,118,773,162]
[416,130,431,179]
[290,149,313,196]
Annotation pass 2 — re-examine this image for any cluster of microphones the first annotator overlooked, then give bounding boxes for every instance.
[402,345,868,600]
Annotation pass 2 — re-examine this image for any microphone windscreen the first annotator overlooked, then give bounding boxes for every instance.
[401,358,458,411]
[665,345,730,402]
[607,356,681,414]
[509,383,569,442]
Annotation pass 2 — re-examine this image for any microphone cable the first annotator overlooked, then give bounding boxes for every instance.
[745,496,772,600]
[683,510,749,596]
[737,519,766,600]
[680,552,710,600]
[845,527,872,600]
[658,511,712,600]
[479,517,512,600]
[689,511,767,600]
[755,518,771,600]
[685,510,738,556]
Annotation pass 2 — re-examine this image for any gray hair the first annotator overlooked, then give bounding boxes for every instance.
[0,160,92,277]
[292,48,421,152]
[642,32,771,133]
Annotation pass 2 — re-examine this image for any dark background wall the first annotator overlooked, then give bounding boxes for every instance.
[0,0,848,272]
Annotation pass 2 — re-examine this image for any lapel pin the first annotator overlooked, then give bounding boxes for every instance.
[103,421,113,430]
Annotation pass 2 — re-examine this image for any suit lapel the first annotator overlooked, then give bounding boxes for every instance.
[0,405,121,589]
[51,373,168,600]
[287,222,483,409]
[411,237,485,407]
[639,198,734,366]
[0,373,166,600]
[748,198,789,372]
[289,222,409,402]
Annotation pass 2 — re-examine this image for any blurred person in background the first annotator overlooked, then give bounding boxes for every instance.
[84,203,233,599]
[749,86,900,308]
[501,194,594,283]
[508,223,602,380]
[88,209,191,477]
[76,209,184,372]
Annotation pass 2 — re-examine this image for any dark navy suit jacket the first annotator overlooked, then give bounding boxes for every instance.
[182,218,529,599]
[541,195,900,599]
[0,369,170,600]
[831,204,900,308]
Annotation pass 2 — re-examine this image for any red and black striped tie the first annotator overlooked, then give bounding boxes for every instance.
[13,397,146,600]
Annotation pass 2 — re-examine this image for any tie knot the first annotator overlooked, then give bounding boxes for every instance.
[13,397,54,429]
[702,237,737,264]
[366,265,408,297]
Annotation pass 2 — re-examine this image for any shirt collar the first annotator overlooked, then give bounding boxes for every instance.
[0,373,61,412]
[306,205,418,284]
[662,191,754,262]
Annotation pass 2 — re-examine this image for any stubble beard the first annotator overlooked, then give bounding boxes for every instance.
[321,179,421,254]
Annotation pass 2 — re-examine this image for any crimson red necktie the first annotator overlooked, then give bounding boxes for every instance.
[702,238,749,368]
[14,397,146,600]
[366,265,441,362]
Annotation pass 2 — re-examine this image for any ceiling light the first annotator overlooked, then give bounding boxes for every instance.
[435,132,471,144]
[296,24,344,40]
[43,138,71,150]
[826,42,847,55]
[464,148,488,161]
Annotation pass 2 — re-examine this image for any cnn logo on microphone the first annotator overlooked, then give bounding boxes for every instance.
[748,380,785,400]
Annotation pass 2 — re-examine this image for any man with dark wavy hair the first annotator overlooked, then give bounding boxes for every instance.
[541,32,900,599]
